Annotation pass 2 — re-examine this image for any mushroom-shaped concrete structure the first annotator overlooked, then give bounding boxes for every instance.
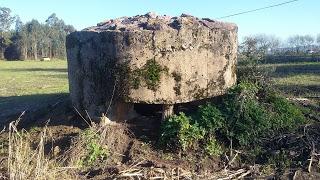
[66,13,238,121]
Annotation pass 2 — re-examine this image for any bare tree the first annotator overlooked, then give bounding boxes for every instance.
[267,35,281,53]
[287,35,315,55]
[303,35,314,48]
[288,35,302,54]
[239,34,280,60]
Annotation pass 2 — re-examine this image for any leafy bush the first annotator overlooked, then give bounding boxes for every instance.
[82,141,108,166]
[159,81,306,159]
[265,91,306,132]
[233,99,271,146]
[220,82,271,147]
[221,82,306,147]
[205,137,223,157]
[195,103,225,133]
[159,112,205,151]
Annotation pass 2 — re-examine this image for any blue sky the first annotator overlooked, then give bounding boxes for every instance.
[1,0,319,41]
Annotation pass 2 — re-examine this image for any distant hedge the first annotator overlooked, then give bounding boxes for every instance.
[263,55,320,64]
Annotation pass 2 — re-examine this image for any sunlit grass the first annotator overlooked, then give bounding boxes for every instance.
[273,74,320,86]
[0,60,68,97]
[269,62,320,98]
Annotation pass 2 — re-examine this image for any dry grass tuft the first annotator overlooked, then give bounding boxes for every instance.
[67,121,132,169]
[7,120,77,180]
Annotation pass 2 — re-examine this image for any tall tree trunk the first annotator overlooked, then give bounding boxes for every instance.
[0,32,4,60]
[0,47,4,60]
[33,43,37,60]
[24,46,27,60]
[49,46,51,59]
[41,47,44,58]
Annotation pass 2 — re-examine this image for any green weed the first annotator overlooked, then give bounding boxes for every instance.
[159,112,205,151]
[78,129,109,167]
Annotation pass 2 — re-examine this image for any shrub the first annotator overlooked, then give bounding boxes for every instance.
[159,112,205,151]
[234,99,270,146]
[205,137,223,157]
[159,81,306,159]
[265,92,306,132]
[219,82,270,147]
[196,103,225,133]
[85,142,108,166]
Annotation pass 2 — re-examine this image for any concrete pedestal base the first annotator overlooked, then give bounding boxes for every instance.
[162,104,174,121]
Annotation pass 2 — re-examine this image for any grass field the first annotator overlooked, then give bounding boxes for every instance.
[0,60,68,97]
[0,60,68,122]
[268,62,320,98]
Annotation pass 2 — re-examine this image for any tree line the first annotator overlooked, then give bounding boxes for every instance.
[239,34,320,57]
[0,7,75,60]
[239,34,320,65]
[1,6,320,61]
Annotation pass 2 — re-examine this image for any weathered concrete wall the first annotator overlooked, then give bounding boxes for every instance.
[66,13,238,120]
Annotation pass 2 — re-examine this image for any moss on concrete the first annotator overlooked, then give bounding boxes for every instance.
[193,87,207,99]
[130,58,168,91]
[173,84,182,95]
[172,71,182,95]
[172,72,182,82]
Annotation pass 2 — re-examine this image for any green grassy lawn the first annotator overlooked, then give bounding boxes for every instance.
[267,62,320,98]
[0,60,68,97]
[0,60,69,121]
[274,74,320,86]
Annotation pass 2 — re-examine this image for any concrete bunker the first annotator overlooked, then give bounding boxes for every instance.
[66,13,238,121]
